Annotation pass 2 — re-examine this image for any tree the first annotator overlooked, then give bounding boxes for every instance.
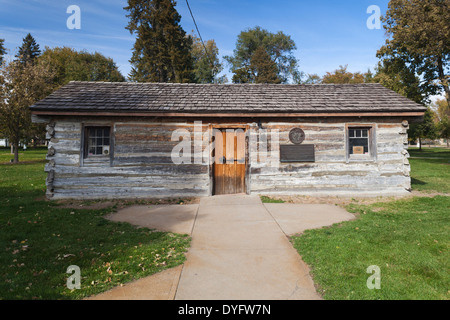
[0,33,48,158]
[433,96,450,147]
[372,58,426,104]
[231,67,252,84]
[364,69,376,83]
[408,107,438,150]
[437,116,450,147]
[378,0,450,106]
[15,33,41,65]
[191,34,226,84]
[321,65,365,84]
[0,60,56,163]
[125,0,195,83]
[301,73,321,84]
[249,46,281,84]
[0,39,6,65]
[38,47,125,86]
[224,26,300,84]
[298,66,376,85]
[434,96,450,121]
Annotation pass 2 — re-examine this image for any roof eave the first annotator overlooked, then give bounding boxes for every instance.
[30,110,426,118]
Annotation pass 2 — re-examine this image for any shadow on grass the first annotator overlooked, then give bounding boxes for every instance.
[411,177,427,186]
[408,149,450,159]
[0,160,47,166]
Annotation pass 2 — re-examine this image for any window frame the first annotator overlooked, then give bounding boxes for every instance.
[345,124,376,163]
[80,124,113,167]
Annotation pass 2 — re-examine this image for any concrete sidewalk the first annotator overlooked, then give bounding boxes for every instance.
[89,195,354,300]
[175,195,320,300]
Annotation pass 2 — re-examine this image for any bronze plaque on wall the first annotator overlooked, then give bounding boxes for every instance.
[288,128,305,144]
[280,144,315,162]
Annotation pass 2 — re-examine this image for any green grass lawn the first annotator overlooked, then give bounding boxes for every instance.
[260,195,285,203]
[408,147,450,193]
[292,147,450,300]
[0,148,190,300]
[0,147,48,164]
[1,146,448,300]
[292,196,449,299]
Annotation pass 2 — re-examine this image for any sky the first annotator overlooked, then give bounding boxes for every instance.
[0,0,391,81]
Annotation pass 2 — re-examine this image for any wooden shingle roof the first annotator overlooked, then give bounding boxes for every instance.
[30,81,426,116]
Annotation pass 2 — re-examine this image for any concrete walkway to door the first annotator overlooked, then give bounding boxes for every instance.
[89,194,354,300]
[177,194,322,300]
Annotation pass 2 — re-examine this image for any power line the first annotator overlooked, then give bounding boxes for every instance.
[185,0,216,73]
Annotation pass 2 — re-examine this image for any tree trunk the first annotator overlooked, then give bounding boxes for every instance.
[12,143,19,163]
[419,137,422,151]
[437,57,450,107]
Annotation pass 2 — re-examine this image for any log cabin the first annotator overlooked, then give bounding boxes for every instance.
[30,81,426,199]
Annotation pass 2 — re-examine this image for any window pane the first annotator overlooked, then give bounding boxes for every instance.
[349,129,355,137]
[348,127,371,156]
[349,138,369,154]
[85,126,111,158]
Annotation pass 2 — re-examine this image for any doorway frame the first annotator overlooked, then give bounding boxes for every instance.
[209,124,250,196]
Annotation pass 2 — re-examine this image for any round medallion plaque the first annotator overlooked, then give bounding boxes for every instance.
[289,128,305,144]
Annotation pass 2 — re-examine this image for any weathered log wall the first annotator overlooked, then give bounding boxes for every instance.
[44,117,411,199]
[249,121,411,196]
[45,119,210,199]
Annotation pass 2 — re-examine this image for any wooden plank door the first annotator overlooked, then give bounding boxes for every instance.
[214,129,246,195]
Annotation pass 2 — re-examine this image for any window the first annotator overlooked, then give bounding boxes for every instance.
[348,128,370,155]
[347,126,375,161]
[84,126,111,158]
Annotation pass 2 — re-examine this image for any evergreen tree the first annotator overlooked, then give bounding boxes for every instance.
[191,34,226,84]
[231,67,252,84]
[125,0,195,83]
[250,46,281,84]
[15,33,41,65]
[0,39,6,65]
